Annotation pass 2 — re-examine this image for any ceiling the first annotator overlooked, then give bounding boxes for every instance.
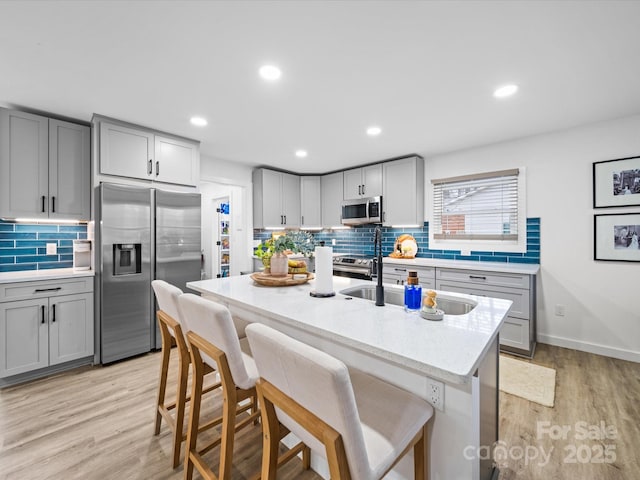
[2,0,640,174]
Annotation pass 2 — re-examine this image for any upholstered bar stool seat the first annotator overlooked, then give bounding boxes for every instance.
[151,280,221,469]
[178,294,309,480]
[246,323,434,480]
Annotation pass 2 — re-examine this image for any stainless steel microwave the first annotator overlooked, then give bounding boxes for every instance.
[341,196,382,225]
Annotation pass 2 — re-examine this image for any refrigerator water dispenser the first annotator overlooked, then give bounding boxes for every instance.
[113,243,141,275]
[73,240,92,270]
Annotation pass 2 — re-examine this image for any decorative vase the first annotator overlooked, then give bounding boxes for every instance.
[269,253,288,277]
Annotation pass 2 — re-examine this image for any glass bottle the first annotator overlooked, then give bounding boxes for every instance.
[404,270,422,312]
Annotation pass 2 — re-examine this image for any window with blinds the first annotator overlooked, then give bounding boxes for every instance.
[431,169,520,241]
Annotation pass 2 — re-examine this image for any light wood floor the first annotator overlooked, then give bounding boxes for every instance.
[498,343,640,479]
[0,349,321,480]
[0,344,638,479]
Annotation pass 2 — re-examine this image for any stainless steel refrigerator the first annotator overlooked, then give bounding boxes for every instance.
[99,183,201,364]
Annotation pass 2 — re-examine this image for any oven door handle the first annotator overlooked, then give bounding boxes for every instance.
[333,266,372,276]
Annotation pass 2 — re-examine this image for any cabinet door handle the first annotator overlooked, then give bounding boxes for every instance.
[362,184,365,195]
[284,215,287,225]
[52,196,55,213]
[394,268,407,272]
[156,161,159,176]
[41,305,45,324]
[469,275,487,281]
[301,215,304,225]
[41,195,46,213]
[52,304,56,323]
[148,159,153,175]
[358,185,361,196]
[34,287,62,293]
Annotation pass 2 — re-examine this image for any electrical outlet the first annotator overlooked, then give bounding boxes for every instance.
[46,243,57,255]
[331,239,336,246]
[426,377,444,411]
[554,304,566,316]
[461,249,471,256]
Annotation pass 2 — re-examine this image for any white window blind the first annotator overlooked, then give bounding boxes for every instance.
[431,169,520,241]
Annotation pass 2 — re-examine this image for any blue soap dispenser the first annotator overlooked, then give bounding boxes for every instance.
[404,270,422,312]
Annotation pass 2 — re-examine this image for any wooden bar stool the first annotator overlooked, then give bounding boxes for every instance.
[246,323,435,480]
[151,280,221,468]
[178,293,310,480]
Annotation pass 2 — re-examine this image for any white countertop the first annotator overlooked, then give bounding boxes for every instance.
[383,256,540,275]
[0,268,94,284]
[187,275,512,384]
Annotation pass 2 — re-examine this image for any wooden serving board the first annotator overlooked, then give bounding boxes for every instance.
[250,272,314,287]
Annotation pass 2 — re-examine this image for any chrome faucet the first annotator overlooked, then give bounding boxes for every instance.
[374,225,385,306]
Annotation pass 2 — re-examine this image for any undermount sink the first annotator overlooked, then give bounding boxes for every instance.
[339,284,477,315]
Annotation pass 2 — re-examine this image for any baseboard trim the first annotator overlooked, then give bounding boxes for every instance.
[0,356,94,388]
[538,333,640,363]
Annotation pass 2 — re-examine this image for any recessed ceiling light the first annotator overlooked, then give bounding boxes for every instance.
[493,84,519,98]
[190,116,208,127]
[366,126,382,136]
[259,65,282,81]
[295,150,308,158]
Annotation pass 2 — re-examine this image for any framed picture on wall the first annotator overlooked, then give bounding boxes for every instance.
[593,156,640,208]
[594,213,640,262]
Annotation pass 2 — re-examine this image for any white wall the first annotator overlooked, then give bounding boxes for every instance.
[199,155,254,277]
[425,114,640,362]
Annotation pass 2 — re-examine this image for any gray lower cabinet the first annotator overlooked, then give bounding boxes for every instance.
[0,108,90,220]
[435,268,536,357]
[383,264,436,289]
[0,277,94,382]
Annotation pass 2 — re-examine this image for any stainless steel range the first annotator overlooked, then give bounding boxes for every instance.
[332,254,375,280]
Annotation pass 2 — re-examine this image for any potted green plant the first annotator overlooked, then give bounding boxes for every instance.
[270,235,297,277]
[287,231,318,271]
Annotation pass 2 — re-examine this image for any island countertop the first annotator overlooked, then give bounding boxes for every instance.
[187,275,512,385]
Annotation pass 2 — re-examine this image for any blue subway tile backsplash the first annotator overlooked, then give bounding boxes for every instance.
[254,218,541,265]
[0,220,88,273]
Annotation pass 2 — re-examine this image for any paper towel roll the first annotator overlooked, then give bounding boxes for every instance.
[314,246,334,295]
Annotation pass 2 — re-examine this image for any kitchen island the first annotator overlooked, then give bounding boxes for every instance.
[187,275,512,480]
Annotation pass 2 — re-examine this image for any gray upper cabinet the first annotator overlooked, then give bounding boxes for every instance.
[343,164,382,199]
[253,169,301,228]
[321,171,344,227]
[300,176,322,229]
[382,156,424,226]
[0,108,90,220]
[49,119,91,220]
[154,135,199,186]
[99,122,155,181]
[98,119,199,187]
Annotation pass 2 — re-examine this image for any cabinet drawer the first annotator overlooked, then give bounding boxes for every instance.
[386,265,435,280]
[500,316,530,352]
[383,274,435,289]
[436,280,530,319]
[436,268,530,290]
[0,277,93,303]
